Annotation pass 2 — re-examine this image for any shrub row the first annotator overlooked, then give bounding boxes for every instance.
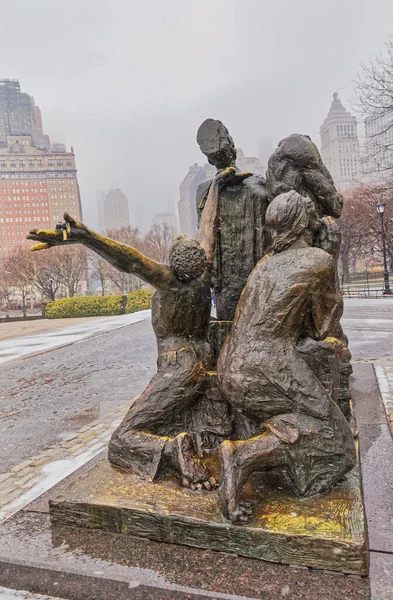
[45,289,154,319]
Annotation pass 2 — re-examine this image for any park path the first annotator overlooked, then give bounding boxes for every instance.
[0,310,151,366]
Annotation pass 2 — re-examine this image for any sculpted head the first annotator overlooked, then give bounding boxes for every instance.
[265,191,321,253]
[197,119,236,170]
[169,235,207,281]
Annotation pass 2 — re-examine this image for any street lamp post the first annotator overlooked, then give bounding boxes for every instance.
[376,201,391,295]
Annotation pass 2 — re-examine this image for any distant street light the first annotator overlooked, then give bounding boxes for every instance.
[376,201,391,295]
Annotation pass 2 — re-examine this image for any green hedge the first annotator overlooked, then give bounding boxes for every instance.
[45,290,153,319]
[125,289,154,314]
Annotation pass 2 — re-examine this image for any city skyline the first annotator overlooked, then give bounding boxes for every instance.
[2,0,392,233]
[0,79,389,252]
[320,93,361,191]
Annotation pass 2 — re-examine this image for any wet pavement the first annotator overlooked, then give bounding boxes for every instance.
[0,315,118,343]
[0,315,156,473]
[342,298,393,360]
[0,311,151,366]
[0,298,391,598]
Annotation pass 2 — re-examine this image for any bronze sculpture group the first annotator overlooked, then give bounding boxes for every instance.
[28,120,356,525]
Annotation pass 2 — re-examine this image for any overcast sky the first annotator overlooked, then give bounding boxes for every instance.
[1,0,393,230]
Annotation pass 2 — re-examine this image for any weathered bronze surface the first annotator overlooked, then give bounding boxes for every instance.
[49,452,368,575]
[29,125,362,573]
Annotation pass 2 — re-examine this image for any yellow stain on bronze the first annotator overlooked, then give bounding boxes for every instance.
[30,243,49,251]
[255,496,354,541]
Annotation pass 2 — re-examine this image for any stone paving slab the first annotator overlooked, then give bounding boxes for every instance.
[356,423,393,554]
[0,511,370,600]
[351,363,393,561]
[374,361,393,435]
[351,363,388,426]
[369,552,393,600]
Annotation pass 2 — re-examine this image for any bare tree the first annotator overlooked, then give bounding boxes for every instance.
[0,265,13,308]
[31,249,62,301]
[54,246,88,297]
[88,250,112,296]
[340,185,393,280]
[354,37,393,180]
[3,247,35,310]
[144,222,175,264]
[106,226,145,292]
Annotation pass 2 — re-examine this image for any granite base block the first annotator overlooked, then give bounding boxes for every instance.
[49,452,368,576]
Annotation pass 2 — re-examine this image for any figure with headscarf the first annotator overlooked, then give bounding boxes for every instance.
[217,191,356,523]
[267,133,352,413]
[27,167,251,490]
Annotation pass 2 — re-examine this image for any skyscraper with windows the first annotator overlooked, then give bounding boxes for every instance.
[151,212,179,232]
[320,93,360,190]
[0,135,82,255]
[0,79,48,148]
[363,112,393,183]
[178,163,216,238]
[98,188,131,233]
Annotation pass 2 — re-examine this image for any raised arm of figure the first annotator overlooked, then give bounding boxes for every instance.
[27,213,175,291]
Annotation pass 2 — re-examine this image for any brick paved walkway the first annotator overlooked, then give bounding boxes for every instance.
[0,398,133,522]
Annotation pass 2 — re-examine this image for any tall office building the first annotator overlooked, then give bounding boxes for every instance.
[151,212,179,232]
[320,93,360,191]
[0,80,49,149]
[236,148,264,175]
[363,112,393,183]
[0,135,82,254]
[99,188,130,233]
[178,163,215,238]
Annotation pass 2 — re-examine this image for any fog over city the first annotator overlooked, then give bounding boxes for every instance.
[2,0,393,230]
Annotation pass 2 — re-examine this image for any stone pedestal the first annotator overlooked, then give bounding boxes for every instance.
[49,450,368,576]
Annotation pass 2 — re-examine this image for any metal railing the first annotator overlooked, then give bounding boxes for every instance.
[0,307,43,319]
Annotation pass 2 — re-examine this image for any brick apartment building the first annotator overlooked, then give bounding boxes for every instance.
[0,135,82,254]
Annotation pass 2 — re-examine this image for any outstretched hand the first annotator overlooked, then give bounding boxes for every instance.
[27,213,88,251]
[214,167,252,188]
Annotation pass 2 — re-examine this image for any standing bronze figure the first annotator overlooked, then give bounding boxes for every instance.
[196,119,268,321]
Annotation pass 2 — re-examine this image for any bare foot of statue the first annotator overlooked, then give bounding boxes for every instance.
[219,432,287,524]
[166,432,216,491]
[218,440,252,524]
